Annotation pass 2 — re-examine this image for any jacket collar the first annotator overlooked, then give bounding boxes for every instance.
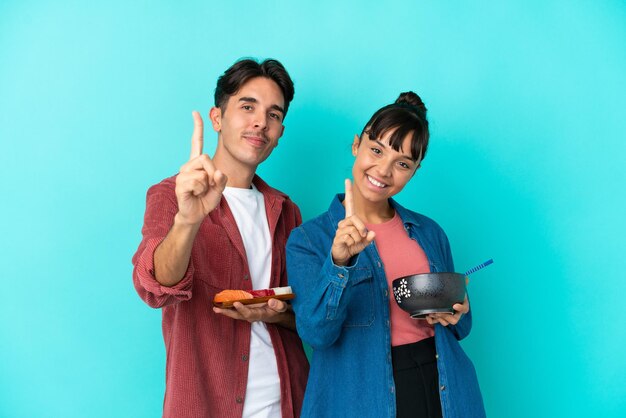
[328,194,422,228]
[214,174,287,264]
[252,174,286,211]
[252,174,287,199]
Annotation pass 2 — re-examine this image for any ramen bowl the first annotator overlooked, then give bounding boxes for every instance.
[392,272,466,319]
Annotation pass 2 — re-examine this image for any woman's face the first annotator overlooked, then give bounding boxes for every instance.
[351,129,420,205]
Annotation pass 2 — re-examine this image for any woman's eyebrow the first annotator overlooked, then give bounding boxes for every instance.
[373,139,413,160]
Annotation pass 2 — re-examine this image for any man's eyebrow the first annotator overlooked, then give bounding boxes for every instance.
[239,97,258,104]
[373,139,414,161]
[238,97,285,115]
[270,104,285,115]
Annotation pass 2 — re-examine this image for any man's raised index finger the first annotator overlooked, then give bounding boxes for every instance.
[189,110,204,160]
[344,179,354,218]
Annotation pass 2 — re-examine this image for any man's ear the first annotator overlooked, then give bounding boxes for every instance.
[209,107,222,132]
[352,134,360,156]
[275,125,285,147]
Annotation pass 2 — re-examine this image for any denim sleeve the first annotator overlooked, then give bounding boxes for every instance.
[448,306,472,340]
[286,226,362,349]
[440,227,473,340]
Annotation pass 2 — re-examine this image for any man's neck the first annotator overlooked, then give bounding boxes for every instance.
[212,153,257,189]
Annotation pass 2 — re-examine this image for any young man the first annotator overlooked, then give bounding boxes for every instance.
[132,58,309,418]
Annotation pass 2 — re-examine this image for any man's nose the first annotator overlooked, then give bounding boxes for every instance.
[253,111,268,130]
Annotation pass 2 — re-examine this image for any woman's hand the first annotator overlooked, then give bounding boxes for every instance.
[331,179,376,266]
[425,295,469,326]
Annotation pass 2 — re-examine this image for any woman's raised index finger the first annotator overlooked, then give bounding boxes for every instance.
[344,179,354,218]
[189,110,204,160]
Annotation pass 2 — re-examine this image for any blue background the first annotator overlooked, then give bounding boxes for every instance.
[1,1,625,417]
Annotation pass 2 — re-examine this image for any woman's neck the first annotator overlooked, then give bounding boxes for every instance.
[350,188,395,224]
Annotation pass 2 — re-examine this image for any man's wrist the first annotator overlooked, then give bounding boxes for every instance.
[271,307,297,330]
[173,212,203,231]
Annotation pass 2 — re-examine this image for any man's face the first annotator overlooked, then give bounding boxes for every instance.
[210,76,286,170]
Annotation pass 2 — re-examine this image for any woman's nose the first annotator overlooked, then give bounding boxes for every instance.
[377,159,393,177]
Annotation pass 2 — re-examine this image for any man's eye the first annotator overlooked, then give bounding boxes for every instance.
[242,105,253,110]
[371,148,382,154]
[269,112,281,120]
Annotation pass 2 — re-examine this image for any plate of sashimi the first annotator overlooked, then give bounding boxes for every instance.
[212,286,295,308]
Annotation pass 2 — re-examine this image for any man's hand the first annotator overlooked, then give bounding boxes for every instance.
[175,111,228,226]
[153,112,228,287]
[425,295,470,326]
[331,179,376,266]
[213,299,297,330]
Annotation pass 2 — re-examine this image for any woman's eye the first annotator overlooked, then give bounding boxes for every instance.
[398,162,410,169]
[371,148,382,155]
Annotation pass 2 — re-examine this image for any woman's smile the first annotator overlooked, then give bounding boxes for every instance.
[366,175,388,189]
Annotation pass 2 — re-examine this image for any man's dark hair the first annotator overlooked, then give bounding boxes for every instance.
[214,58,295,117]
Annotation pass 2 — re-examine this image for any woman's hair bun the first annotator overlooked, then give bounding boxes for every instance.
[395,91,426,113]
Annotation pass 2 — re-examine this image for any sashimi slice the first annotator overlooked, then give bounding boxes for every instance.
[249,286,293,298]
[213,289,253,303]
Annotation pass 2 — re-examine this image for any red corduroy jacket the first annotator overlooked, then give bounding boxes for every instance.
[133,175,309,418]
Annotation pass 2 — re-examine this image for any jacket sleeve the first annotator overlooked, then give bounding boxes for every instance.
[131,182,194,308]
[293,203,303,227]
[286,225,365,349]
[439,228,472,340]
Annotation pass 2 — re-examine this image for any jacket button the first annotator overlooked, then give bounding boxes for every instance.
[440,385,446,391]
[236,396,243,403]
[377,261,382,268]
[243,274,249,280]
[384,289,388,296]
[242,354,248,361]
[435,353,439,359]
[338,273,344,278]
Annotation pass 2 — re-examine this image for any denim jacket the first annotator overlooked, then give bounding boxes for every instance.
[286,194,485,418]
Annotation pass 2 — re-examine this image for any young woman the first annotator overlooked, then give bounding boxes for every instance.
[286,92,486,418]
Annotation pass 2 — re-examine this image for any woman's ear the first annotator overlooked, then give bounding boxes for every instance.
[352,134,360,156]
[411,163,422,177]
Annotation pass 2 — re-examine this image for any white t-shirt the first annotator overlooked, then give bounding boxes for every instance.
[222,185,281,418]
